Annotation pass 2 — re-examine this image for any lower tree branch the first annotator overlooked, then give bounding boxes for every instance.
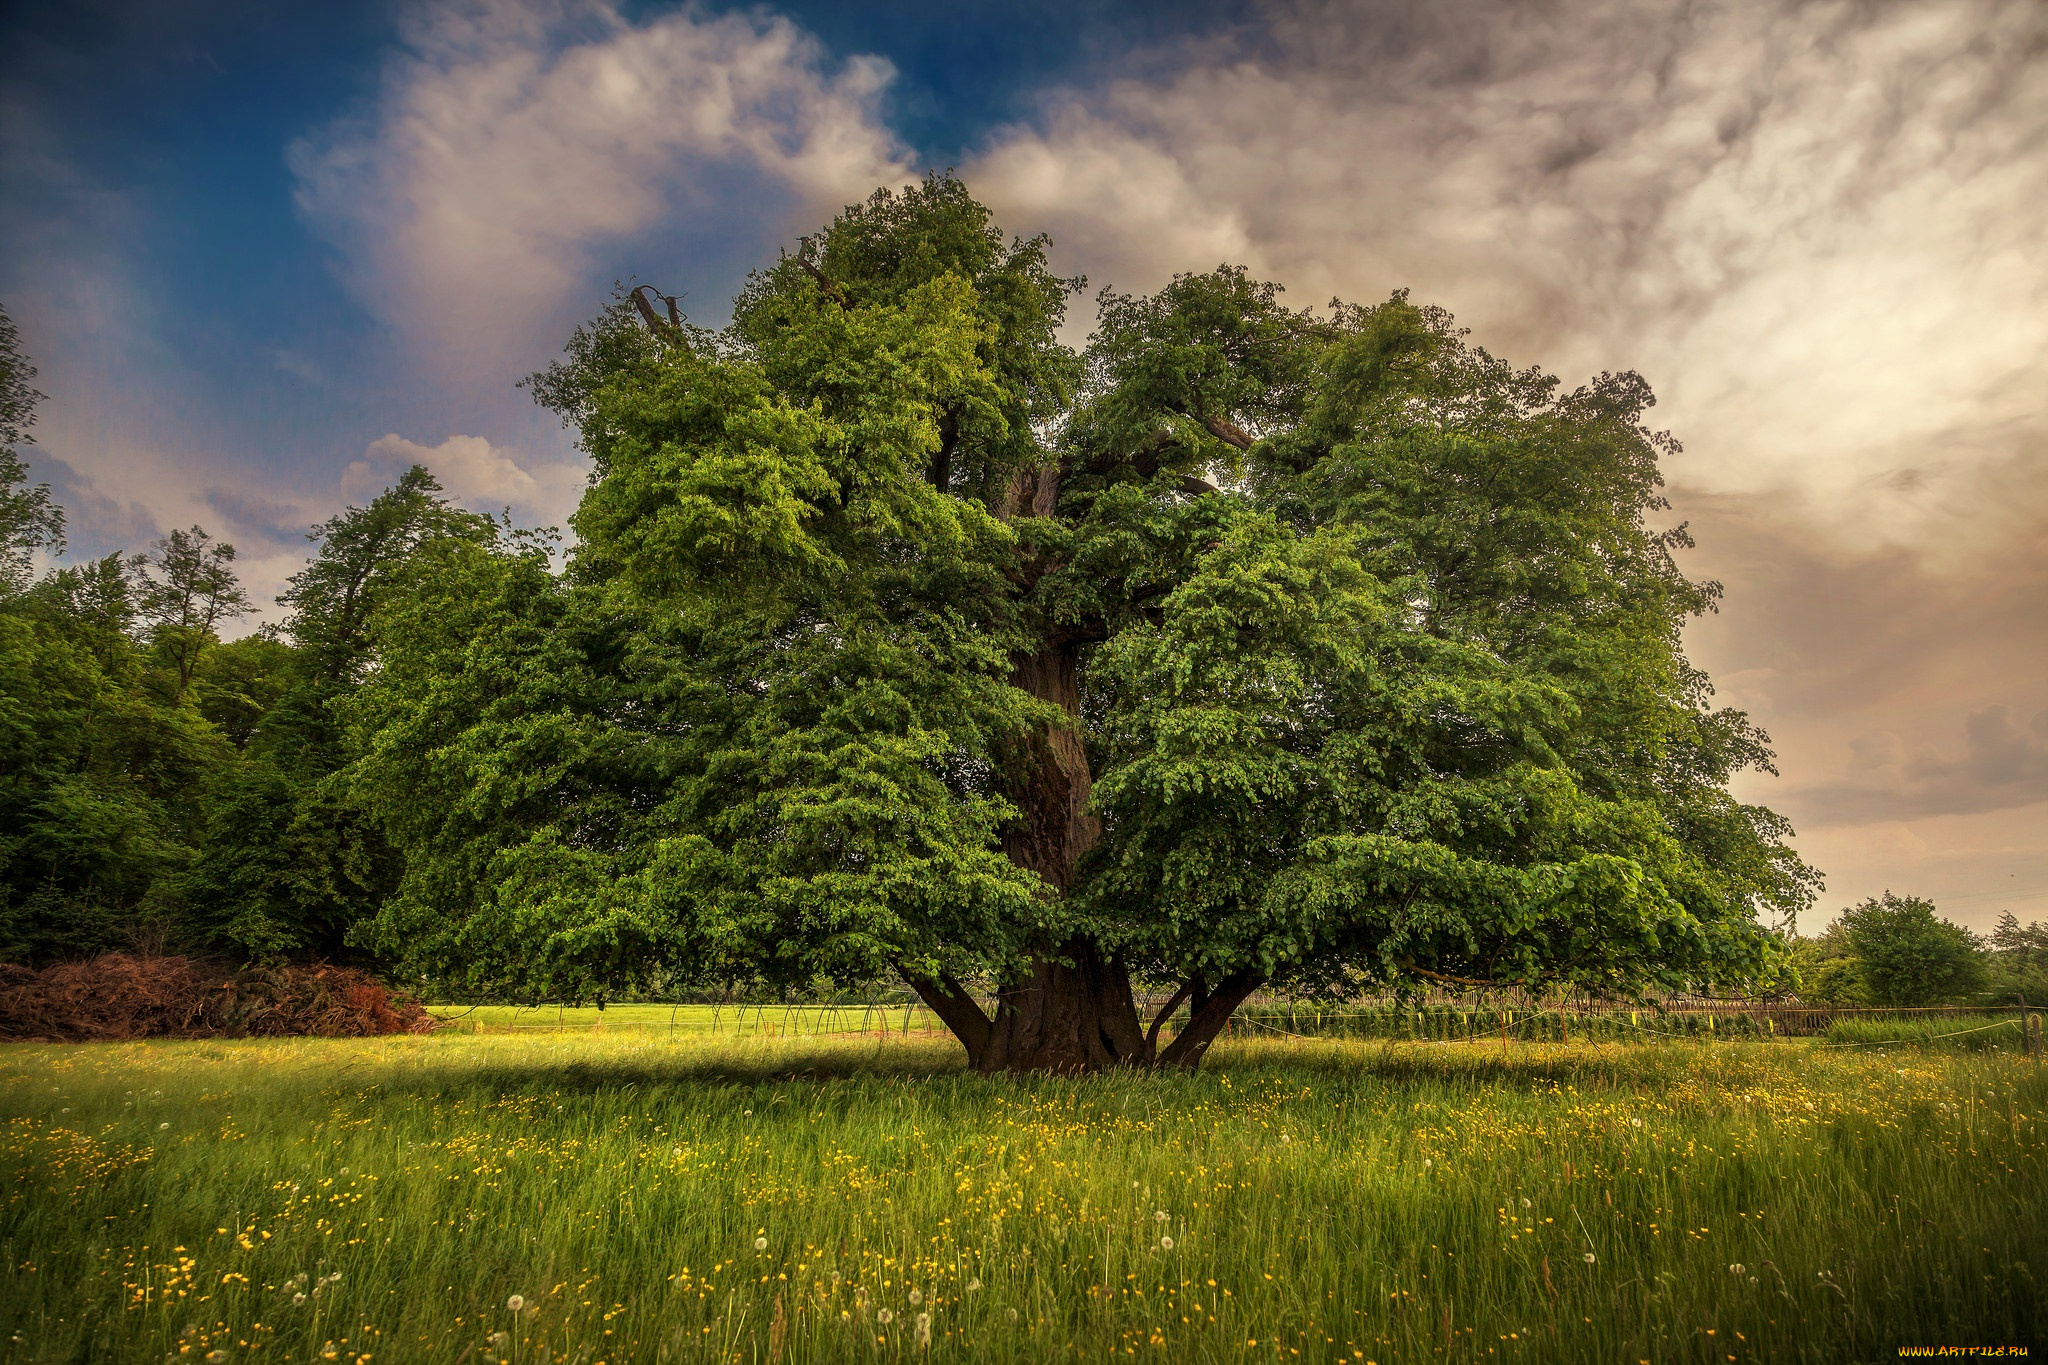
[1396,959,1499,989]
[1143,979,1197,1060]
[899,968,993,1066]
[1157,970,1263,1069]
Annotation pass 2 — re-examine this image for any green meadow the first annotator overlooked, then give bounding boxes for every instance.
[2,1031,2042,1364]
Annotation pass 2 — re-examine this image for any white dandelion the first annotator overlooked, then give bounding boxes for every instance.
[915,1312,931,1347]
[908,1288,922,1306]
[1582,1253,1595,1264]
[1728,1264,1745,1277]
[877,1308,894,1326]
[754,1236,768,1252]
[1154,1211,1169,1224]
[965,1278,981,1292]
[1160,1236,1175,1251]
[507,1294,525,1312]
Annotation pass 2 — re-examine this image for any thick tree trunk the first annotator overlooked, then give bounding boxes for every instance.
[898,465,1261,1072]
[998,642,1098,893]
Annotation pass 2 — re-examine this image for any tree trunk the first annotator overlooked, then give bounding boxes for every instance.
[998,641,1097,894]
[899,467,1261,1072]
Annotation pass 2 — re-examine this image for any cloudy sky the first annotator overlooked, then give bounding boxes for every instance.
[4,0,2044,929]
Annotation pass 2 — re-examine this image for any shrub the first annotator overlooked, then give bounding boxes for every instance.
[0,953,434,1042]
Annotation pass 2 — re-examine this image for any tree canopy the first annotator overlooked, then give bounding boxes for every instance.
[0,184,1834,1068]
[334,174,1820,1070]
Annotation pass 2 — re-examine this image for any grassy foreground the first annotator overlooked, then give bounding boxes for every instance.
[2,1032,2042,1364]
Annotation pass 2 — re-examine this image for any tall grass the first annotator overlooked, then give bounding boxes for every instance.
[2,1032,2041,1363]
[1820,1013,2030,1052]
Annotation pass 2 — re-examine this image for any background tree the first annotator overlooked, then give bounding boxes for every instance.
[345,175,1816,1070]
[179,469,491,961]
[1835,892,1984,1006]
[0,303,64,595]
[1985,909,2048,1004]
[0,300,485,969]
[135,527,252,701]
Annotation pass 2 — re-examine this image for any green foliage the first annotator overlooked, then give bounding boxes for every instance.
[343,177,1814,1021]
[1986,910,2048,1004]
[0,302,64,594]
[1835,892,1985,1006]
[1071,284,1815,998]
[0,313,480,971]
[349,180,1074,1001]
[0,557,221,960]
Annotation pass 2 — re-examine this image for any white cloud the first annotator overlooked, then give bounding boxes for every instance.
[349,431,586,516]
[969,0,2048,535]
[291,0,913,378]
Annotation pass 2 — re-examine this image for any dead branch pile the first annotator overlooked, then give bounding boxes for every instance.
[0,954,437,1043]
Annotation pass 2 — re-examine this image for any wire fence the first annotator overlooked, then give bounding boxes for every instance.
[1197,1000,2046,1053]
[429,997,2048,1055]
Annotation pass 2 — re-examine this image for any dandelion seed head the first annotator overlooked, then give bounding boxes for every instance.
[754,1236,768,1252]
[877,1308,894,1325]
[908,1288,922,1305]
[1006,1308,1019,1321]
[1582,1253,1595,1264]
[1160,1236,1174,1250]
[159,1122,170,1130]
[965,1278,981,1292]
[1728,1264,1745,1277]
[1155,1211,1169,1223]
[293,1294,306,1307]
[1520,1197,1531,1209]
[507,1295,524,1312]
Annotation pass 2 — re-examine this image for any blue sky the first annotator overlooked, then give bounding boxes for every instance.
[4,0,2047,926]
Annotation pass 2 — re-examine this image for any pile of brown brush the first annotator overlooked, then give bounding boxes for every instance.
[0,954,437,1043]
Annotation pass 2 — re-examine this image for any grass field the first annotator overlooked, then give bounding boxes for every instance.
[2,1030,2042,1364]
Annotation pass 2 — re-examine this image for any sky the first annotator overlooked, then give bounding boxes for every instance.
[3,0,2044,931]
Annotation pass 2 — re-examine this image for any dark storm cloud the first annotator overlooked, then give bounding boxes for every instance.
[1794,705,2048,824]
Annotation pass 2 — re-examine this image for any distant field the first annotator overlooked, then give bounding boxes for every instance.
[2,1032,2042,1363]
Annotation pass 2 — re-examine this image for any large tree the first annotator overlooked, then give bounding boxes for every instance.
[350,175,1817,1069]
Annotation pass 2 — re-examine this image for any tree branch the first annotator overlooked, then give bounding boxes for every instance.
[1157,970,1263,1069]
[629,285,685,342]
[898,968,992,1065]
[795,237,849,307]
[1143,979,1197,1060]
[1396,958,1499,989]
[1203,415,1253,451]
